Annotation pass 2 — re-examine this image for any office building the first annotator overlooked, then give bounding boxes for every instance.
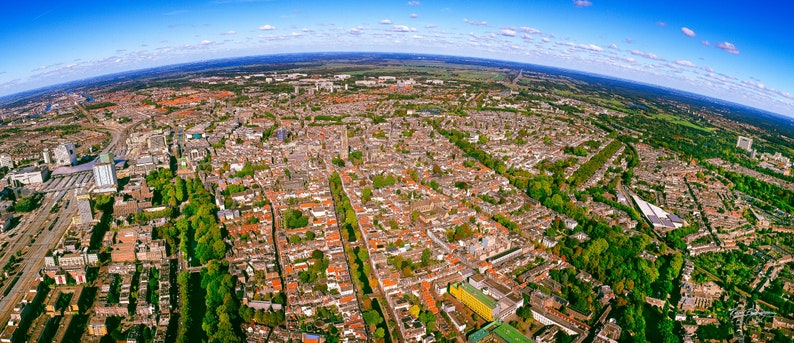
[54,142,78,166]
[76,191,93,225]
[93,153,117,192]
[42,148,53,164]
[276,127,288,142]
[0,155,13,169]
[8,166,50,185]
[449,282,500,321]
[736,136,753,152]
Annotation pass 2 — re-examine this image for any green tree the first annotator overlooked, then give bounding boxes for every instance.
[421,248,432,267]
[13,194,41,212]
[363,310,383,327]
[283,209,309,229]
[658,318,679,343]
[94,194,114,212]
[373,174,396,189]
[361,187,372,203]
[374,327,385,338]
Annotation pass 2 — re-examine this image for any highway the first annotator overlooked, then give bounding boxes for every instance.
[76,102,148,158]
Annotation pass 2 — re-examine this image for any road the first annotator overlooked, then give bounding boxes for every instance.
[76,102,147,157]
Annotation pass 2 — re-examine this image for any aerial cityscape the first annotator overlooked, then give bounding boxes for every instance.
[0,2,793,343]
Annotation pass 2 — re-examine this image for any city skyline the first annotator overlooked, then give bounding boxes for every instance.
[1,0,793,116]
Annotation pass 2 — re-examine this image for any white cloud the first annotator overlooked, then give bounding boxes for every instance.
[700,40,710,46]
[258,24,276,31]
[775,90,794,100]
[391,25,415,32]
[519,27,541,34]
[348,27,364,35]
[410,13,418,18]
[200,40,214,45]
[407,1,421,5]
[716,41,740,54]
[498,29,517,37]
[425,24,437,28]
[541,37,551,42]
[656,21,667,27]
[574,0,592,7]
[743,80,765,90]
[379,19,392,25]
[579,44,603,51]
[608,43,618,49]
[463,18,488,26]
[221,30,236,35]
[675,60,696,67]
[681,27,696,37]
[631,50,661,60]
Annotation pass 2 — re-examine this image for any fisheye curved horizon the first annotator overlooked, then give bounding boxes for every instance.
[2,3,794,343]
[1,0,792,116]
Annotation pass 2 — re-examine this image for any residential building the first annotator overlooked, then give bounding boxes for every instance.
[87,316,108,336]
[148,135,167,152]
[340,126,348,160]
[736,136,753,152]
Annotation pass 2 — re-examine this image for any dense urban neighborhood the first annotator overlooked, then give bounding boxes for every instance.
[0,56,792,343]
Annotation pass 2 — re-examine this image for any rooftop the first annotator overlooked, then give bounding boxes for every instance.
[457,282,497,309]
[469,321,533,343]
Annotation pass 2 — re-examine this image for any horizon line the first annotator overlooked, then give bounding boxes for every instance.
[0,51,788,119]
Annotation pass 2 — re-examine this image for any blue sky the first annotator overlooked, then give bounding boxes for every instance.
[1,0,792,115]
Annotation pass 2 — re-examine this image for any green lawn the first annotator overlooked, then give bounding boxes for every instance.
[651,113,715,132]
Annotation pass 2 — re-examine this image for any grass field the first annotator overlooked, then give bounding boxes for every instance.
[651,113,715,132]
